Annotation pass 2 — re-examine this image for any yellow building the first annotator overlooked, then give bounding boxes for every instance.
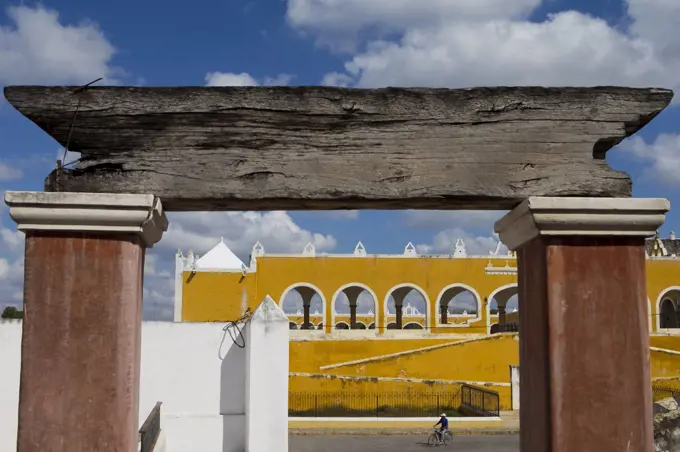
[174,234,680,334]
[173,233,680,409]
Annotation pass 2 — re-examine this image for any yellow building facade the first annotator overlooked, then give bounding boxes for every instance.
[173,234,680,409]
[175,235,680,334]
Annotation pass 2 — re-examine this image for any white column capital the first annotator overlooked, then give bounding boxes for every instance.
[4,191,169,248]
[494,197,670,250]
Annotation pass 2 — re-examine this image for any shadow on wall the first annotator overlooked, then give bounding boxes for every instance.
[220,324,247,452]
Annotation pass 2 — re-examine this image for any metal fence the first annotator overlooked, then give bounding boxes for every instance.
[459,384,500,417]
[139,402,162,452]
[652,385,680,402]
[289,391,463,418]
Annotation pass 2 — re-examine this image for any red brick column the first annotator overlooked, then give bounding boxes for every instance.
[5,192,168,452]
[495,197,669,452]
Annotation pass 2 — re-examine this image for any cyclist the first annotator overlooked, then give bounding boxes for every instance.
[433,413,449,442]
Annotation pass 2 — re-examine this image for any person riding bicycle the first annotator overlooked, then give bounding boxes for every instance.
[434,413,449,441]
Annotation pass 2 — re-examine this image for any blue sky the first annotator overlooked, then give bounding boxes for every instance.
[0,0,679,319]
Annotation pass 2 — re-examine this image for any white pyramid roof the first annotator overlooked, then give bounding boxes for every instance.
[195,238,245,270]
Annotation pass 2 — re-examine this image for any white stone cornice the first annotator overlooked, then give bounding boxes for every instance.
[4,191,169,248]
[494,197,670,251]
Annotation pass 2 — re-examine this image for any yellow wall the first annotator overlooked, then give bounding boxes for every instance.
[289,374,512,412]
[182,271,257,322]
[327,335,519,384]
[290,338,464,373]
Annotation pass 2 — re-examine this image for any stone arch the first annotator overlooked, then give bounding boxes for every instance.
[280,282,326,330]
[384,283,430,330]
[334,321,350,330]
[490,323,500,334]
[331,282,378,330]
[403,322,424,330]
[486,283,519,334]
[656,287,680,331]
[289,322,298,330]
[354,321,367,329]
[435,283,482,326]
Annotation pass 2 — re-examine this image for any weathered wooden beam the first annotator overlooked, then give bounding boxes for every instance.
[3,85,673,211]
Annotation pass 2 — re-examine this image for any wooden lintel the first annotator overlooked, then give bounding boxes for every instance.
[3,85,673,211]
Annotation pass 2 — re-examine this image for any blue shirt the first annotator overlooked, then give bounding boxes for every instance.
[437,417,448,428]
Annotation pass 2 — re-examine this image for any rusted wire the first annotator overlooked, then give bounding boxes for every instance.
[59,77,103,168]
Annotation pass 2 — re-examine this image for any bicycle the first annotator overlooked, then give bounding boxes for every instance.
[427,428,452,446]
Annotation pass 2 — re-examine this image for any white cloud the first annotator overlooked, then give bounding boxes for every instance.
[292,1,680,94]
[0,5,121,85]
[0,219,25,310]
[338,10,680,90]
[320,72,354,87]
[308,210,360,220]
[162,211,337,260]
[205,72,258,87]
[205,71,295,87]
[0,161,22,181]
[335,290,376,314]
[415,227,507,256]
[282,290,324,315]
[287,0,540,50]
[618,133,680,187]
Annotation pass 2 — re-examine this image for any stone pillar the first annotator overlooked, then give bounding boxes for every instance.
[495,197,668,452]
[440,303,448,324]
[245,296,289,452]
[5,192,168,452]
[295,287,316,330]
[391,287,410,329]
[343,287,363,329]
[497,304,507,332]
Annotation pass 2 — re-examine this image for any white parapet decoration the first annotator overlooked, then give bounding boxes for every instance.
[302,242,316,257]
[245,296,289,452]
[249,241,265,270]
[404,242,417,256]
[453,238,467,257]
[353,241,367,256]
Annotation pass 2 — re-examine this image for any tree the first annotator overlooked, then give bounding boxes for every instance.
[1,306,24,319]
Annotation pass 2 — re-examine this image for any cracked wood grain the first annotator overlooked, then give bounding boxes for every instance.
[3,85,673,211]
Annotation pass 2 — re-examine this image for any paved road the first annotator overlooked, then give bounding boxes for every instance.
[290,434,519,451]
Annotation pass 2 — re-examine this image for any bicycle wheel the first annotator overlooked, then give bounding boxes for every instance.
[427,433,439,447]
[442,431,453,445]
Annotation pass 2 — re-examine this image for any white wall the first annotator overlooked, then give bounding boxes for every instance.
[510,365,520,411]
[0,320,21,451]
[139,322,248,452]
[0,311,289,452]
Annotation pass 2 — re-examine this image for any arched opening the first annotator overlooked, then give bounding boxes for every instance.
[281,283,325,330]
[335,322,350,330]
[660,298,680,329]
[385,284,429,330]
[436,284,481,325]
[386,322,398,329]
[488,284,519,334]
[368,323,375,330]
[317,323,324,330]
[403,322,424,330]
[331,284,378,330]
[289,322,298,330]
[490,323,500,334]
